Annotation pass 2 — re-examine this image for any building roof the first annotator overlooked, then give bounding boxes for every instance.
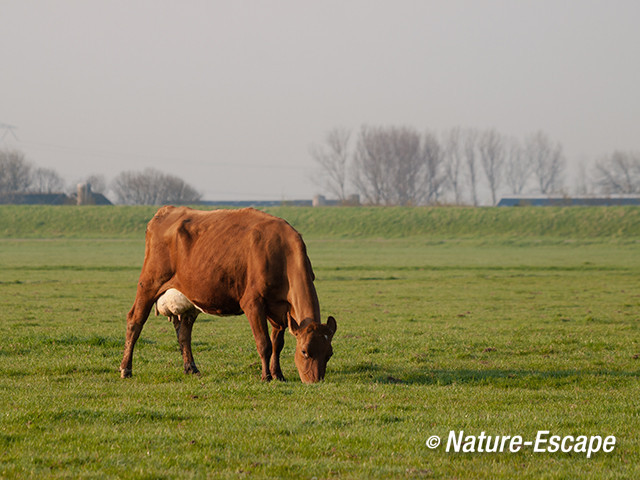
[498,195,640,207]
[0,191,112,205]
[0,193,73,205]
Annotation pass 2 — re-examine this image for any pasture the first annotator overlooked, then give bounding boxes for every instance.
[1,206,639,479]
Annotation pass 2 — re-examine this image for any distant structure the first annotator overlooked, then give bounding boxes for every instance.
[498,195,640,207]
[0,192,71,205]
[0,122,18,141]
[0,183,112,205]
[198,195,360,208]
[312,194,360,207]
[75,183,111,205]
[198,199,313,207]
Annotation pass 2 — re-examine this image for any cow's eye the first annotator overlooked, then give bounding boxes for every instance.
[302,349,309,359]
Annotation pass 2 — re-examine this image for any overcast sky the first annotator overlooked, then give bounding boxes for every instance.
[2,1,639,202]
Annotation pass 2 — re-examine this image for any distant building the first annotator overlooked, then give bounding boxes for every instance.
[312,194,360,207]
[197,195,360,207]
[198,199,313,207]
[0,183,112,206]
[0,192,73,205]
[498,195,640,207]
[75,183,112,205]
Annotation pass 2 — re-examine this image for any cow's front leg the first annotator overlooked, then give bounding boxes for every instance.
[242,298,272,381]
[269,325,286,381]
[172,314,199,374]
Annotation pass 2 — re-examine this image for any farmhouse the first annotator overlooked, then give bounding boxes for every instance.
[0,192,72,205]
[0,183,112,206]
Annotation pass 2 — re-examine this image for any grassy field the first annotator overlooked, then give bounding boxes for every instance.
[1,206,639,478]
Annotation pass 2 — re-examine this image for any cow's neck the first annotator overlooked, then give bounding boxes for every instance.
[287,268,321,323]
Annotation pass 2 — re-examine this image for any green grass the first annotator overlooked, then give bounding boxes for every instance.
[1,206,639,478]
[2,204,640,239]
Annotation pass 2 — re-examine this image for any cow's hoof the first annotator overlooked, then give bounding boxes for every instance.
[184,364,200,375]
[261,373,273,382]
[120,368,132,378]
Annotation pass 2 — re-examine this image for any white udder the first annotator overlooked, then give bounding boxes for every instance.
[156,288,202,318]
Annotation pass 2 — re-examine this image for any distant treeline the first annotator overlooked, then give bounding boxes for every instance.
[0,149,201,205]
[310,126,640,206]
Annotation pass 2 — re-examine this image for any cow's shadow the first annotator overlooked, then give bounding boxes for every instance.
[336,362,639,386]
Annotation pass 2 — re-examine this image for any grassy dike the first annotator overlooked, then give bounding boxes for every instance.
[1,204,640,239]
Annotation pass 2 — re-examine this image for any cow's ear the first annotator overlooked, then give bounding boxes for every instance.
[327,316,337,336]
[288,312,301,336]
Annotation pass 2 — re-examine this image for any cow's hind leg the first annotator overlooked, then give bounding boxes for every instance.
[120,278,163,378]
[120,292,155,378]
[242,297,272,381]
[269,324,286,381]
[173,313,199,374]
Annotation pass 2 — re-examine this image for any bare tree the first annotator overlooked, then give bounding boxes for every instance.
[479,129,505,205]
[310,127,351,201]
[351,126,444,205]
[443,127,464,204]
[592,151,640,194]
[0,149,32,193]
[525,131,565,194]
[504,137,531,194]
[351,126,394,205]
[574,158,591,195]
[389,127,424,205]
[420,130,445,204]
[462,128,480,206]
[83,174,108,194]
[111,168,201,205]
[30,167,65,193]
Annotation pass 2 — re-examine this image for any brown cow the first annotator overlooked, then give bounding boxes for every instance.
[119,206,337,383]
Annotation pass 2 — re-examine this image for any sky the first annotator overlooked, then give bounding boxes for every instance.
[1,1,639,202]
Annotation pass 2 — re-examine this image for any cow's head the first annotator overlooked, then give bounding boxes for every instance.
[288,314,337,383]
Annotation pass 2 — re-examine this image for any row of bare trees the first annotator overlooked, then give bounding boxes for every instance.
[0,150,66,195]
[350,126,443,206]
[0,149,201,205]
[311,126,572,205]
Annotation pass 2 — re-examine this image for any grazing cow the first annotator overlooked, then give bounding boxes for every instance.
[119,206,337,383]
